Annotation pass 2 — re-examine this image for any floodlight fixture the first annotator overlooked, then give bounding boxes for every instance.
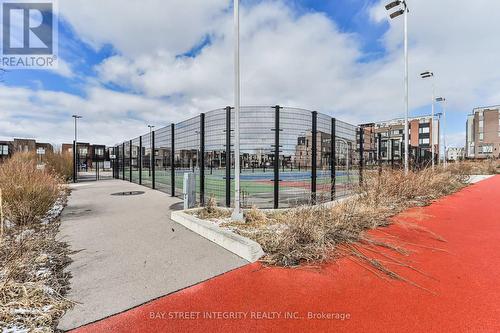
[390,9,405,19]
[385,0,401,10]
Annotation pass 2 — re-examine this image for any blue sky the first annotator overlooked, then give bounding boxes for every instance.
[1,0,498,147]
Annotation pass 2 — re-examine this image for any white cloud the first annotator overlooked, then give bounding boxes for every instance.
[4,0,500,148]
[60,0,228,56]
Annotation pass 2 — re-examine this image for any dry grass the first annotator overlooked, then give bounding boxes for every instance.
[0,153,72,331]
[196,196,231,220]
[228,167,466,268]
[0,221,73,331]
[45,151,73,182]
[0,153,62,228]
[447,159,499,177]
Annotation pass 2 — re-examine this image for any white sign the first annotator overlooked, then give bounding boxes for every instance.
[36,147,45,155]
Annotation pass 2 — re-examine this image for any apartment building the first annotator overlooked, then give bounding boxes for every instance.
[62,142,108,169]
[359,115,440,162]
[466,106,500,159]
[0,138,53,162]
[446,147,465,161]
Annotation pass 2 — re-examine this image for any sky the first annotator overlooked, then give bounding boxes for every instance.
[1,0,499,149]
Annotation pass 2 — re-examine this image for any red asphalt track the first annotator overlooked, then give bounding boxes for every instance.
[72,176,500,333]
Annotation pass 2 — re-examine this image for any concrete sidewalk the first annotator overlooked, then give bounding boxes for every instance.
[57,180,247,331]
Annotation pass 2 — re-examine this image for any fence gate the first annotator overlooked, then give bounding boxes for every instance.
[74,144,113,182]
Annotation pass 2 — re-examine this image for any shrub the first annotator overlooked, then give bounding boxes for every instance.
[45,151,73,181]
[0,153,61,227]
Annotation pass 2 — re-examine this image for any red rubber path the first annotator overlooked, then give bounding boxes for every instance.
[72,176,500,333]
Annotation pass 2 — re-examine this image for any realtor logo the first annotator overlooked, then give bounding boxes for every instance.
[1,0,58,69]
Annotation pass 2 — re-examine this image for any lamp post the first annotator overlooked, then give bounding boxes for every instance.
[72,115,82,183]
[435,112,443,165]
[148,125,155,176]
[231,0,243,221]
[420,71,435,168]
[436,97,447,167]
[385,0,409,174]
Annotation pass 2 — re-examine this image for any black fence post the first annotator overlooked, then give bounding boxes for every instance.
[390,139,394,169]
[331,118,336,201]
[122,143,125,180]
[200,113,205,206]
[171,124,175,197]
[129,140,132,182]
[139,136,142,185]
[311,111,317,204]
[359,127,364,186]
[152,131,156,189]
[225,106,232,207]
[73,140,77,183]
[273,105,281,209]
[377,133,382,175]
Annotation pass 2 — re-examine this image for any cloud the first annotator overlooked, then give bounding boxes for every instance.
[4,0,500,148]
[0,84,181,146]
[59,0,229,56]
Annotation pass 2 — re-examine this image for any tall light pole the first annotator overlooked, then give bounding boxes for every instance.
[436,97,447,167]
[385,0,409,174]
[72,115,82,183]
[231,0,243,221]
[420,71,435,168]
[148,125,155,176]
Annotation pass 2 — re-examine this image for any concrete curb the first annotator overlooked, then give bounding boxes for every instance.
[170,211,264,263]
[468,174,495,184]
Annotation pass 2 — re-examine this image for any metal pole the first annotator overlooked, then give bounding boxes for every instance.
[232,0,243,220]
[359,127,364,186]
[200,113,205,206]
[403,3,409,174]
[152,131,156,189]
[273,105,281,209]
[331,118,336,201]
[225,106,231,208]
[443,101,447,168]
[311,111,317,204]
[431,81,435,168]
[139,136,142,185]
[171,124,175,197]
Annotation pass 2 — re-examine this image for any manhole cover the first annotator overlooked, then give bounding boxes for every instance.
[111,191,145,196]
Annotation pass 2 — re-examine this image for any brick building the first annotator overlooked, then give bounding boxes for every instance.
[359,115,440,162]
[0,138,53,162]
[466,106,500,159]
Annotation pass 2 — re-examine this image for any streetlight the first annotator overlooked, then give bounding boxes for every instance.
[72,115,82,183]
[436,97,447,167]
[420,71,436,168]
[385,0,409,174]
[231,0,243,221]
[148,125,155,176]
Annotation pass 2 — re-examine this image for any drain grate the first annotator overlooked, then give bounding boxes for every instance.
[111,191,145,196]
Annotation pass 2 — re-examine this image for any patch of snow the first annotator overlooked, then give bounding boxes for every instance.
[14,229,35,242]
[41,193,66,225]
[2,326,29,333]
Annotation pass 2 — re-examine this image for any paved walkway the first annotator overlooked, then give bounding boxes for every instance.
[58,180,247,331]
[71,176,500,332]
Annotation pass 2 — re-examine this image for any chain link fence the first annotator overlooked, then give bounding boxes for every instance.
[110,106,366,209]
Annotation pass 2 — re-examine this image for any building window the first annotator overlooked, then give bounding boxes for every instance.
[419,127,430,134]
[419,138,430,145]
[0,145,8,155]
[479,133,484,141]
[479,120,484,129]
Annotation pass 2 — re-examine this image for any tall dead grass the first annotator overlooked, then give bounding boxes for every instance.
[0,152,71,330]
[0,152,61,228]
[231,167,466,268]
[45,151,73,182]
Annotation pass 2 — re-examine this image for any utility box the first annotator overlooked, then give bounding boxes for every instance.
[183,172,196,210]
